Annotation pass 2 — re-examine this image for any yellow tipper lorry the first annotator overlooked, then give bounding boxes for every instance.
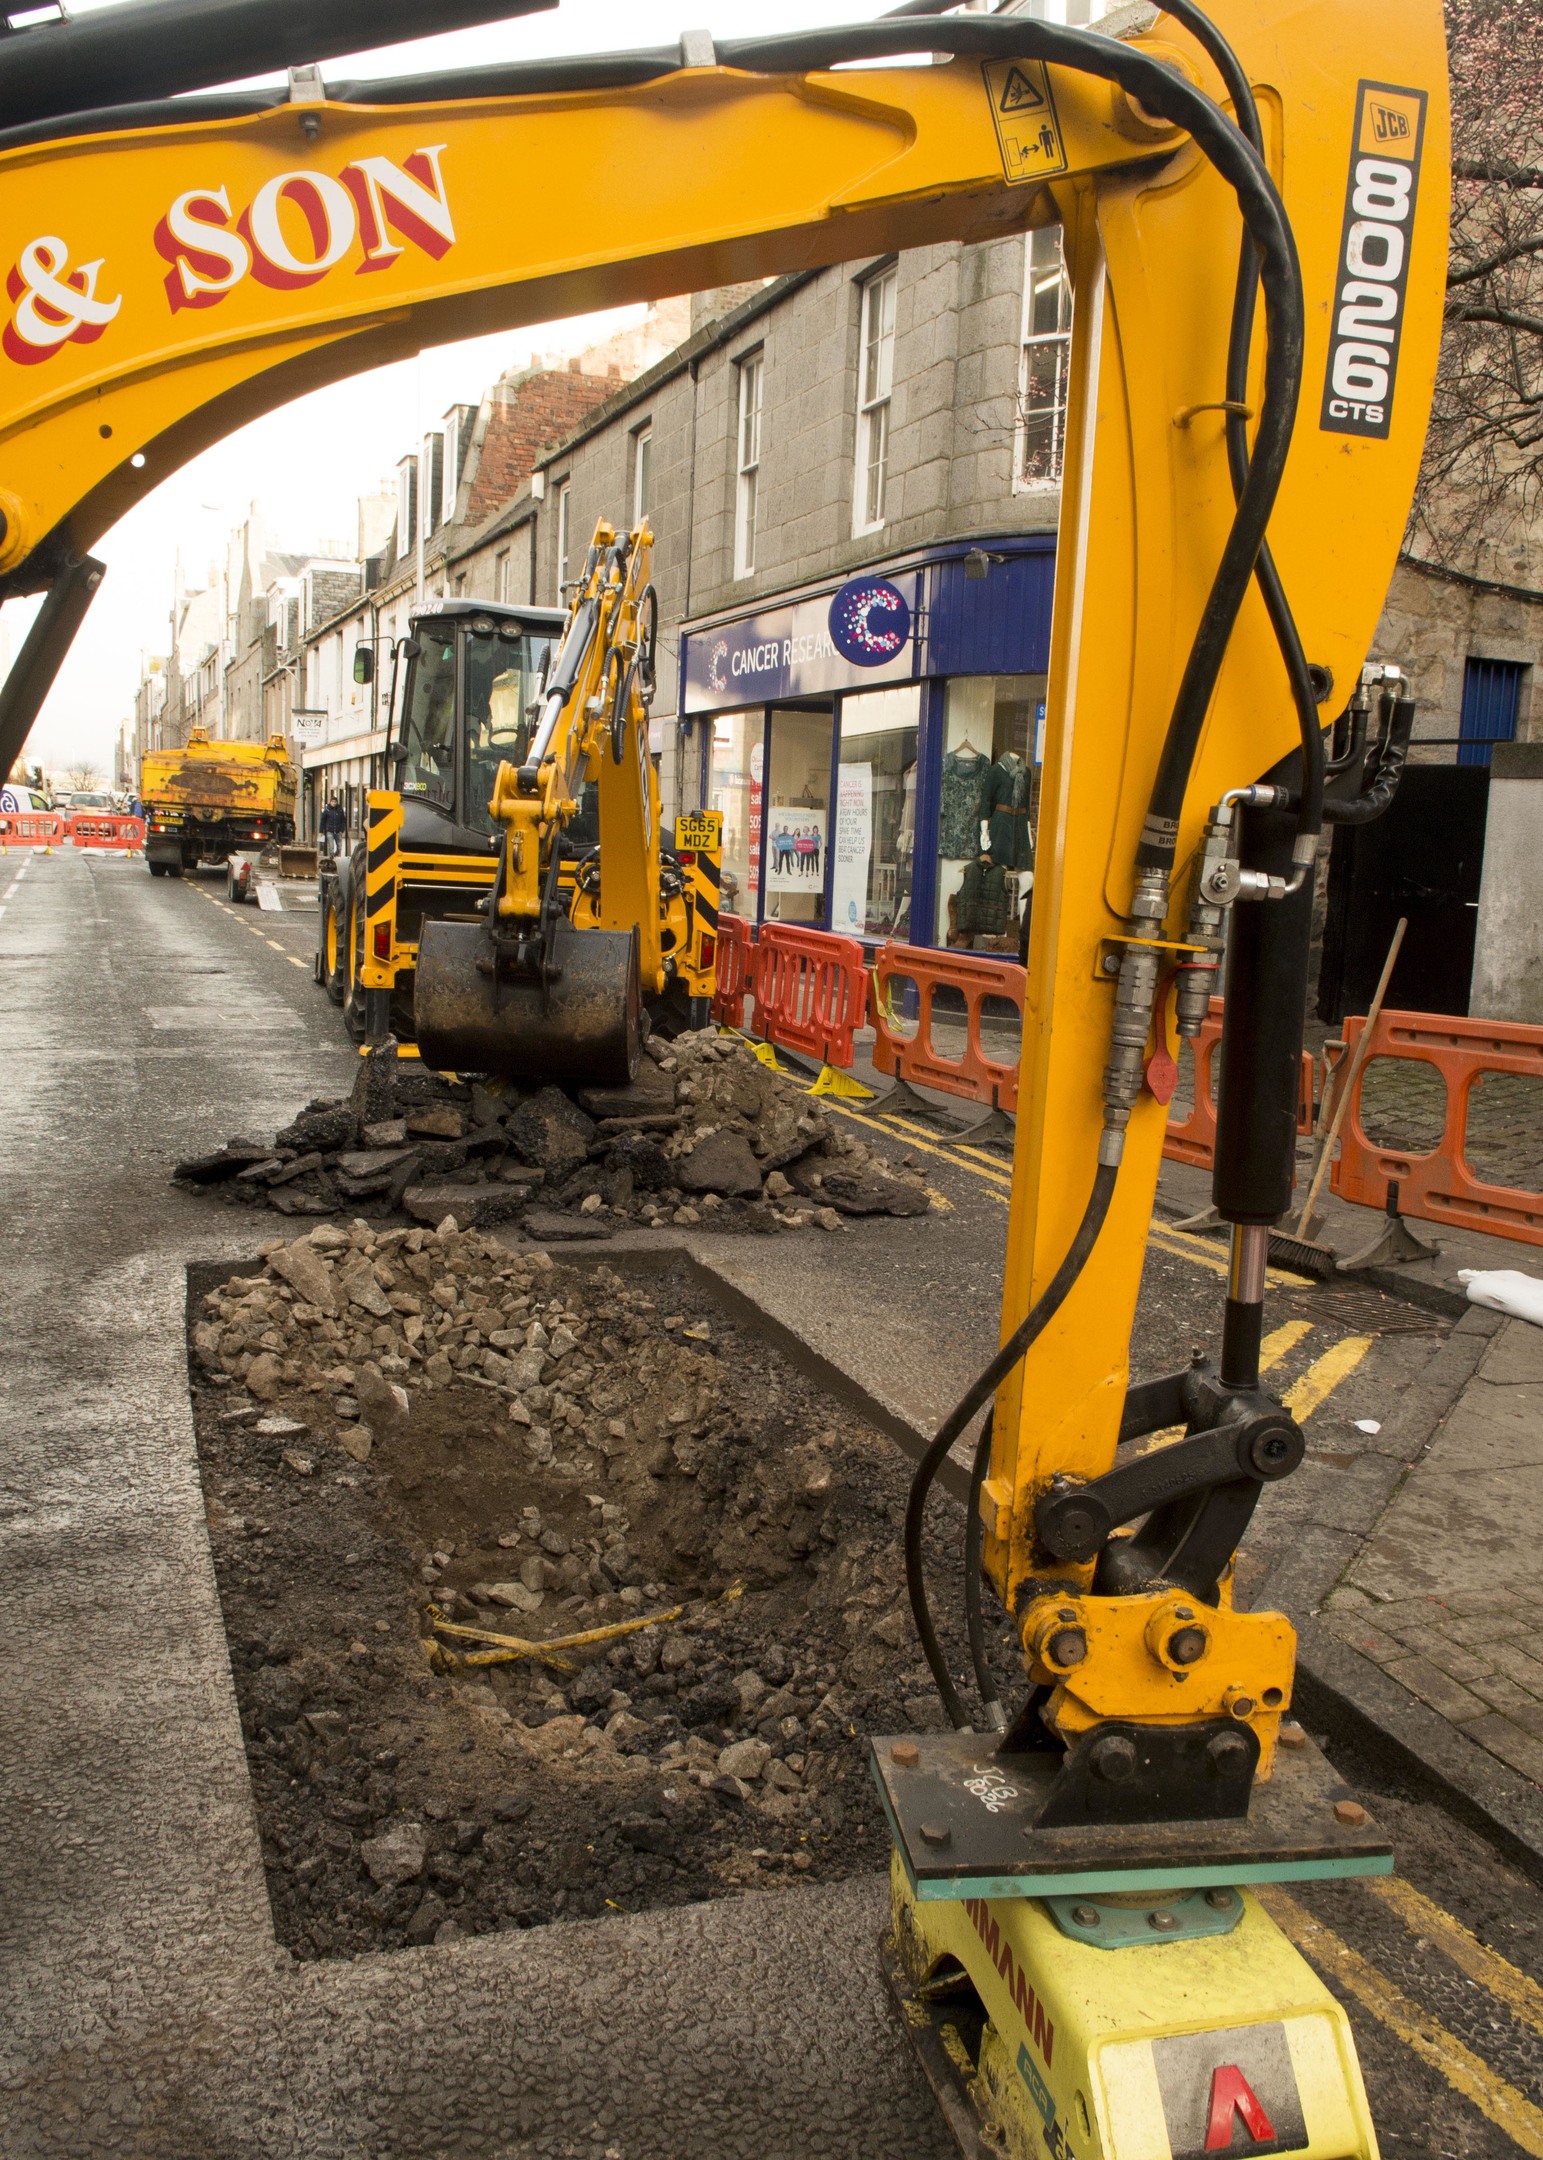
[140,729,296,877]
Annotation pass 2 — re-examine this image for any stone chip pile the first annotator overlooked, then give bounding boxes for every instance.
[175,1027,931,1237]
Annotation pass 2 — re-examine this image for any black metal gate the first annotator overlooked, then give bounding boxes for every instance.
[1316,765,1489,1022]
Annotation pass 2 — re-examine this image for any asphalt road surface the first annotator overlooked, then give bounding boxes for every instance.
[1,845,1539,2159]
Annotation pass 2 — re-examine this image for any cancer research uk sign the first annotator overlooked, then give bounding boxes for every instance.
[681,573,919,714]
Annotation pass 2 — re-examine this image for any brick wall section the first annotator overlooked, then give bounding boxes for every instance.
[465,369,621,525]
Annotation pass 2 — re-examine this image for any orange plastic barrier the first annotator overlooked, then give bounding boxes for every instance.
[711,912,756,1029]
[751,921,869,1069]
[869,943,1024,1113]
[67,813,144,851]
[0,811,65,848]
[1163,998,1315,1171]
[1329,1008,1543,1246]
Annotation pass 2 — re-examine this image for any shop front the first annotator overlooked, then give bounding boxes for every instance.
[680,537,1054,953]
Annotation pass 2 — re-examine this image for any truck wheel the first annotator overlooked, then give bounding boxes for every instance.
[148,860,167,877]
[320,888,346,1005]
[342,892,367,1043]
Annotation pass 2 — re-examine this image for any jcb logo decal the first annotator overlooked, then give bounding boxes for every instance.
[1320,81,1426,441]
[4,144,455,361]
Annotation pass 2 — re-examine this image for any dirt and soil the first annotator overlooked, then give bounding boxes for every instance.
[190,1224,998,1964]
[174,1026,933,1237]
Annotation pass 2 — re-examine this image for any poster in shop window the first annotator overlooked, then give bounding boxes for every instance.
[830,763,873,934]
[765,806,828,895]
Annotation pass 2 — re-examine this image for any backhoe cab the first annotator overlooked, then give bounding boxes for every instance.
[319,524,717,1070]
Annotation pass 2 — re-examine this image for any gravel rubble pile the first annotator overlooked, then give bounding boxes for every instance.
[191,1233,1000,1962]
[174,1027,932,1237]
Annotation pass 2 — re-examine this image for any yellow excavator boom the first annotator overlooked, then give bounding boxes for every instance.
[0,5,1449,2149]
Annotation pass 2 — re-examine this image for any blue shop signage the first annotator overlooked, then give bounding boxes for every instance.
[681,572,919,713]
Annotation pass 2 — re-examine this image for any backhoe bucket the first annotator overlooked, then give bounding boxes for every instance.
[414,917,641,1083]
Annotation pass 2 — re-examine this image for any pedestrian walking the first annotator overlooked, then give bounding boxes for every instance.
[319,793,346,859]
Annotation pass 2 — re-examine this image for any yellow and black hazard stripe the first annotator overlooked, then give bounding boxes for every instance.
[362,790,402,990]
[673,809,722,996]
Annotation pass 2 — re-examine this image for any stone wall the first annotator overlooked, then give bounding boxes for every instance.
[1372,558,1543,754]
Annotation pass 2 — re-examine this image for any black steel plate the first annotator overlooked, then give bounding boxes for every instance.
[871,1729,1392,1899]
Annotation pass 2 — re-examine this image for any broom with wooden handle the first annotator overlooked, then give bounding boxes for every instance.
[1268,916,1407,1279]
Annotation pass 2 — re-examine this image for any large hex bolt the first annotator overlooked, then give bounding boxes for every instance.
[1206,1731,1252,1777]
[1088,1732,1138,1783]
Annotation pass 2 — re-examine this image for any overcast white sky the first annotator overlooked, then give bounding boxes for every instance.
[14,0,909,778]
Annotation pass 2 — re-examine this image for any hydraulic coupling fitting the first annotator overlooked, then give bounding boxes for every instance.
[1102,867,1167,1125]
[1175,806,1235,1036]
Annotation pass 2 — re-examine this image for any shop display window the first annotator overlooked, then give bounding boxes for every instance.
[763,705,833,928]
[833,683,919,940]
[709,711,764,922]
[935,673,1045,950]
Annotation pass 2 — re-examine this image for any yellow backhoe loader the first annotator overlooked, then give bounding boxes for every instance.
[0,0,1449,2148]
[318,525,718,1073]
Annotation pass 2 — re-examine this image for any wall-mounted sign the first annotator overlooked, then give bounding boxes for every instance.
[681,574,918,713]
[290,708,328,742]
[828,576,912,667]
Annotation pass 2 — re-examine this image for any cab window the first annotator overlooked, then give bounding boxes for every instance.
[462,626,554,834]
[399,635,457,812]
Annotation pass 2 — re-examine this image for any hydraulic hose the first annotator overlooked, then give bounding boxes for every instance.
[963,1409,1004,1730]
[904,1160,1118,1730]
[1159,0,1325,867]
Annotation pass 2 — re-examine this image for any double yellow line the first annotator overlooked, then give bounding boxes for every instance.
[823,1092,1375,1420]
[1264,1881,1543,2153]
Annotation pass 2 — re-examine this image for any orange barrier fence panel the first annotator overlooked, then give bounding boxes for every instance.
[1330,1008,1543,1246]
[711,912,755,1029]
[68,813,144,850]
[0,811,65,848]
[751,922,869,1068]
[870,943,1024,1112]
[1162,998,1314,1172]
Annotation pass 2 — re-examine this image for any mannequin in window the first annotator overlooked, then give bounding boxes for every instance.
[982,746,1033,871]
[938,736,987,861]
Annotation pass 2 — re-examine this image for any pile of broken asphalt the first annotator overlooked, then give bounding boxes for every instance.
[191,1222,999,1961]
[175,1026,932,1239]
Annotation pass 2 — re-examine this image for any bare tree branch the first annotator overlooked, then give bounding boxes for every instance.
[1455,157,1543,189]
[1446,234,1543,285]
[1411,0,1543,577]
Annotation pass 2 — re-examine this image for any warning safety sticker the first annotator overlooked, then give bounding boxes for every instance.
[1151,2023,1309,2158]
[983,58,1068,185]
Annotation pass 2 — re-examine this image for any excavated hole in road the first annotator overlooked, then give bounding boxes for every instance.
[189,1239,1004,1963]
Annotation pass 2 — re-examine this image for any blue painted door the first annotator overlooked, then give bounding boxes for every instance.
[1458,657,1525,767]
